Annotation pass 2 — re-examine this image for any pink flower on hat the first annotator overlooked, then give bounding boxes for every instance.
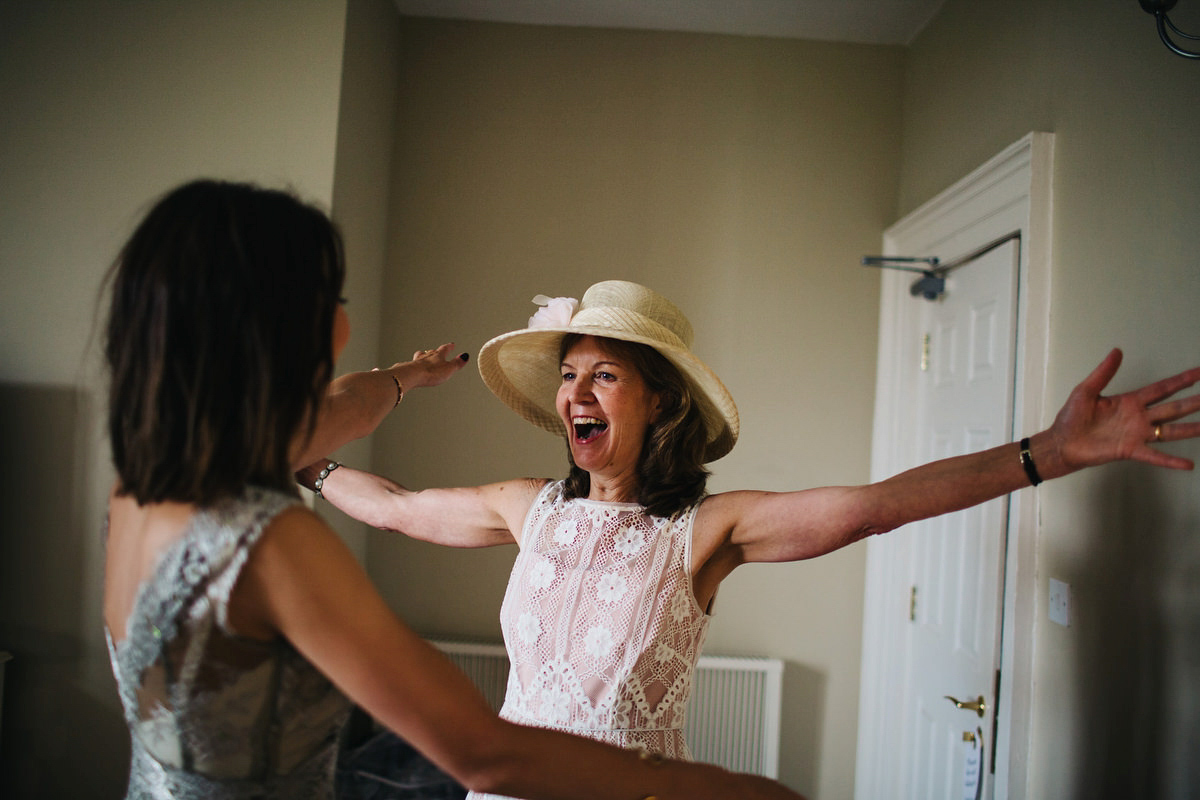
[528,295,579,328]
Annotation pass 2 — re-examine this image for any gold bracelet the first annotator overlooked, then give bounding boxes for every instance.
[638,751,665,766]
[637,749,663,799]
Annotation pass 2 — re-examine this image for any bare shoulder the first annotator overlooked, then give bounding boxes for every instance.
[694,489,771,534]
[690,490,756,567]
[255,503,347,561]
[232,501,367,639]
[478,476,549,508]
[693,487,829,560]
[482,477,551,535]
[493,477,551,504]
[242,503,370,597]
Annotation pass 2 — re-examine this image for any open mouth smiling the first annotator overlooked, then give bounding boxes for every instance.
[572,416,608,443]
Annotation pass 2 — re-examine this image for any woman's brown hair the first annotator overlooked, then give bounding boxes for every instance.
[559,334,710,516]
[104,179,345,505]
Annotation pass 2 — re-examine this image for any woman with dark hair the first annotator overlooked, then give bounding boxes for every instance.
[103,183,805,800]
[301,279,1200,800]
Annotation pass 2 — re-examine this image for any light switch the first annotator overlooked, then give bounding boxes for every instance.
[1048,578,1070,626]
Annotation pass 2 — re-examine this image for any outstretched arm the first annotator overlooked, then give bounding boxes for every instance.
[296,461,543,549]
[237,508,807,800]
[290,343,470,470]
[699,349,1200,571]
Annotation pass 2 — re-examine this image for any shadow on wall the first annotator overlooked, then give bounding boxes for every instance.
[0,383,127,798]
[780,660,825,796]
[1074,468,1200,799]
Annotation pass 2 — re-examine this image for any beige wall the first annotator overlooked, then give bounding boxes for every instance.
[367,18,903,797]
[0,1,350,795]
[903,0,1200,797]
[328,0,406,559]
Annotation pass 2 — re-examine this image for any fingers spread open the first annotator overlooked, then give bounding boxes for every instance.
[1136,365,1200,406]
[1148,393,1200,425]
[1131,443,1195,470]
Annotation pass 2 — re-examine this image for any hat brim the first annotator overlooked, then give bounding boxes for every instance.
[478,324,739,462]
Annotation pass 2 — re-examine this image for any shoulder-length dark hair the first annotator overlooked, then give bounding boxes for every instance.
[559,334,710,516]
[104,179,345,505]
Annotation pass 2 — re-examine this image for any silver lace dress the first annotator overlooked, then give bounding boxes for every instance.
[105,487,352,799]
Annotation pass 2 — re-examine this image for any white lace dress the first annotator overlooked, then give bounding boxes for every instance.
[468,480,711,800]
[105,487,352,799]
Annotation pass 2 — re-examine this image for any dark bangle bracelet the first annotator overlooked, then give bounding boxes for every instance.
[1018,437,1042,486]
[313,461,340,498]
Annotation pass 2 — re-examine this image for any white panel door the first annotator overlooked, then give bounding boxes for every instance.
[857,133,1054,800]
[900,240,1018,799]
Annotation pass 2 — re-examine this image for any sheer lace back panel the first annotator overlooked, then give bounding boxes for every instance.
[105,487,351,799]
[493,482,709,761]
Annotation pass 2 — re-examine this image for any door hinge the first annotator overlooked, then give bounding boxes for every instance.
[921,333,931,371]
[909,585,918,621]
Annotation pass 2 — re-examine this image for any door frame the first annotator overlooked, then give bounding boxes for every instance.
[854,132,1054,799]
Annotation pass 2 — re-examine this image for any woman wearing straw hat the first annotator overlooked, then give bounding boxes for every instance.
[300,280,1200,797]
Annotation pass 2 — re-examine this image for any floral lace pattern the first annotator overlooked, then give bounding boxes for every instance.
[105,487,351,799]
[468,481,709,800]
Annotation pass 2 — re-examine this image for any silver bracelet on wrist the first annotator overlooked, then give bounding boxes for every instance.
[313,461,340,498]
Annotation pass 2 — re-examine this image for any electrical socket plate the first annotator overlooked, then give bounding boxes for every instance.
[1048,578,1070,626]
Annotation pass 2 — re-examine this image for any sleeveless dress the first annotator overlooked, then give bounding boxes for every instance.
[468,480,711,800]
[105,487,352,800]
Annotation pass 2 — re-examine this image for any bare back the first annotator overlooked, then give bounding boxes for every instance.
[104,491,198,643]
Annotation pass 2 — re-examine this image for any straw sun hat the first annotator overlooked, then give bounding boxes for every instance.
[477,280,740,462]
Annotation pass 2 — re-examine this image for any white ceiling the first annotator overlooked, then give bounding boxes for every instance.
[393,0,948,46]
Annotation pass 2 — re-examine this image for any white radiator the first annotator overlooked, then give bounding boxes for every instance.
[430,640,783,779]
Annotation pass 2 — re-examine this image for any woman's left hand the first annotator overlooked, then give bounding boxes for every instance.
[292,344,471,470]
[1050,348,1200,472]
[379,342,471,393]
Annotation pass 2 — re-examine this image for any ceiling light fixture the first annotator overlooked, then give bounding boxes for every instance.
[1139,0,1200,58]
